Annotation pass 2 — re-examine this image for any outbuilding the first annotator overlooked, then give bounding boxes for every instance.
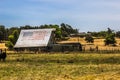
[14,28,55,52]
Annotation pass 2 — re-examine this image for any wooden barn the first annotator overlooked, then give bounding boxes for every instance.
[14,28,55,52]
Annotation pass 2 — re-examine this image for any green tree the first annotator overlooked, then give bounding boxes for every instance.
[104,33,116,46]
[89,31,108,38]
[89,32,99,37]
[98,31,108,38]
[104,28,116,46]
[60,23,78,37]
[5,41,14,50]
[0,25,6,41]
[6,30,19,50]
[49,24,62,39]
[85,35,94,43]
[12,30,19,44]
[7,27,20,37]
[107,27,113,34]
[20,25,32,29]
[116,31,120,38]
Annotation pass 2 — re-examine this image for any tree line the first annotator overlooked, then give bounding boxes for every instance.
[0,23,78,49]
[0,23,78,41]
[85,28,118,46]
[0,23,120,49]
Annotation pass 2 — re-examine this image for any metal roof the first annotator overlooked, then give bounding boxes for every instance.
[14,29,55,48]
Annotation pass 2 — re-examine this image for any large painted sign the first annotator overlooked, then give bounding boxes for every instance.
[14,29,54,48]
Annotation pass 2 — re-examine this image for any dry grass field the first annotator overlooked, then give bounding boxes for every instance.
[1,37,120,51]
[0,43,7,49]
[0,38,120,80]
[59,37,120,51]
[0,53,120,80]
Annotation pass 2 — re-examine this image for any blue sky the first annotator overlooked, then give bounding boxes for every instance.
[0,0,120,32]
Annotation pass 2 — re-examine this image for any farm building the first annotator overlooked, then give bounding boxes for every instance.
[14,28,83,52]
[52,42,82,52]
[14,28,55,52]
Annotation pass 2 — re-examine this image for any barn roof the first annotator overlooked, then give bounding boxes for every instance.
[14,29,55,48]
